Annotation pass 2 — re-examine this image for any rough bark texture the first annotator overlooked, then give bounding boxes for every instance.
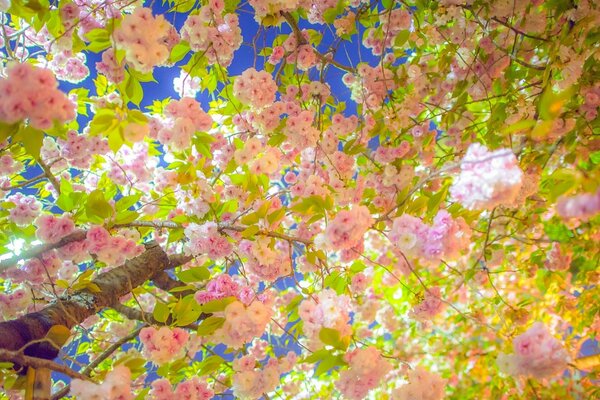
[0,243,171,361]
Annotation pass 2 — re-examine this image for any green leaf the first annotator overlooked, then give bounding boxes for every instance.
[200,296,236,313]
[241,225,260,239]
[196,316,225,336]
[302,348,330,364]
[314,354,346,377]
[125,73,144,106]
[153,302,170,324]
[85,28,111,52]
[198,355,225,376]
[394,30,410,47]
[177,267,210,283]
[85,189,113,220]
[14,126,44,159]
[170,41,190,63]
[115,193,142,211]
[172,295,202,326]
[318,327,349,350]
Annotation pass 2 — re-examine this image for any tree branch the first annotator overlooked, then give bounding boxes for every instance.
[281,12,356,74]
[0,349,89,380]
[50,326,145,400]
[0,230,87,272]
[0,245,187,365]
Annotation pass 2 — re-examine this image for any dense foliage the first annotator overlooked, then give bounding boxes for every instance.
[0,0,599,398]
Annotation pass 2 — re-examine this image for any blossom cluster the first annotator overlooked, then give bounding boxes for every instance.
[335,347,392,400]
[556,187,600,221]
[181,4,242,67]
[323,205,373,251]
[140,326,190,365]
[393,367,446,400]
[0,63,75,129]
[497,322,569,379]
[234,68,278,109]
[238,238,292,282]
[0,287,31,319]
[6,193,41,226]
[71,365,133,400]
[389,210,471,262]
[450,143,523,210]
[35,214,75,243]
[343,64,397,108]
[114,7,176,73]
[96,48,125,84]
[149,377,214,400]
[157,98,213,151]
[58,130,110,169]
[212,300,272,349]
[298,289,352,349]
[86,226,144,266]
[184,222,233,259]
[232,352,297,399]
[410,287,446,321]
[194,274,266,305]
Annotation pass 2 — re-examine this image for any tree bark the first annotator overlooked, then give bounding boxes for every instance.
[0,243,176,362]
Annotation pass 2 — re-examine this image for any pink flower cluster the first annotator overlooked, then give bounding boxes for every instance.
[181,4,242,67]
[87,226,144,266]
[140,326,190,365]
[46,51,90,83]
[545,242,572,272]
[232,352,296,399]
[96,48,125,84]
[284,110,319,150]
[0,154,23,176]
[195,274,269,306]
[335,347,392,400]
[157,98,213,151]
[497,322,569,379]
[233,68,277,109]
[35,214,75,243]
[411,287,446,321]
[71,365,133,400]
[0,287,31,319]
[298,289,353,348]
[364,8,412,55]
[150,377,213,400]
[3,250,62,286]
[389,210,471,262]
[59,130,109,168]
[248,0,299,22]
[324,205,373,251]
[238,238,292,282]
[580,84,599,121]
[6,193,41,226]
[0,63,75,129]
[556,188,600,221]
[343,64,397,108]
[212,300,272,349]
[184,222,233,259]
[114,7,176,73]
[393,367,446,400]
[450,143,523,210]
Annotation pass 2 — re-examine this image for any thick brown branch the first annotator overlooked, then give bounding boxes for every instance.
[0,245,186,364]
[0,349,89,380]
